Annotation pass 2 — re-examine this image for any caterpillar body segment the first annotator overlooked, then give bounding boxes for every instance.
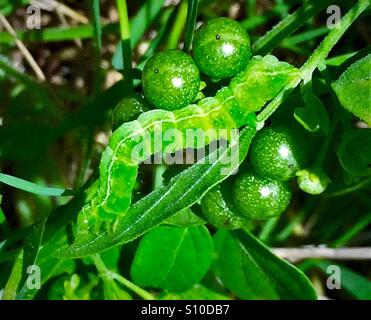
[77,55,300,233]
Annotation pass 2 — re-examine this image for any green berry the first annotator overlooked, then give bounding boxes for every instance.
[142,49,200,110]
[338,129,371,177]
[250,125,312,181]
[193,17,251,79]
[111,94,150,130]
[201,186,248,229]
[296,168,330,195]
[233,169,292,220]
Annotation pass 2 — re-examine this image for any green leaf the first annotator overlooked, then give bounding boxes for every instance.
[2,250,23,300]
[17,229,76,300]
[253,0,334,55]
[0,194,5,224]
[337,129,371,177]
[294,84,330,135]
[315,261,371,300]
[19,218,47,291]
[213,230,317,300]
[164,208,206,227]
[112,0,166,70]
[160,284,231,300]
[102,279,132,300]
[183,0,199,53]
[333,54,371,125]
[0,173,74,197]
[131,225,213,292]
[91,0,102,52]
[56,125,257,258]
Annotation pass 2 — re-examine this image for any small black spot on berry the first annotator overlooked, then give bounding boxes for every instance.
[288,164,294,169]
[154,69,159,73]
[216,34,221,40]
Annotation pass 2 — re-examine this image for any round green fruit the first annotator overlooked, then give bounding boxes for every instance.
[233,169,292,220]
[142,49,200,110]
[193,17,251,79]
[296,168,330,195]
[111,94,150,130]
[250,125,312,181]
[201,186,248,229]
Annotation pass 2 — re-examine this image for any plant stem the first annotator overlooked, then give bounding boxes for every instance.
[91,0,103,95]
[258,217,279,243]
[257,0,369,124]
[253,0,334,55]
[184,0,199,53]
[332,211,371,247]
[301,0,369,82]
[110,273,156,300]
[312,65,341,168]
[116,0,130,43]
[257,80,299,123]
[92,254,156,300]
[2,250,23,300]
[0,173,75,197]
[166,0,188,49]
[116,0,133,92]
[328,177,371,197]
[246,0,256,18]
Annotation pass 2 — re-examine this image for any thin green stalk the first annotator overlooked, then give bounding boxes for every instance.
[282,27,329,47]
[0,195,5,225]
[184,0,199,53]
[91,0,103,95]
[241,11,277,31]
[91,0,102,52]
[0,173,75,197]
[253,0,334,54]
[332,213,371,247]
[301,0,369,81]
[2,250,23,300]
[258,217,280,243]
[167,0,188,49]
[328,177,371,197]
[117,0,130,42]
[92,255,155,300]
[275,0,289,18]
[0,59,63,115]
[137,8,175,70]
[116,0,133,92]
[275,199,316,242]
[258,0,369,124]
[246,0,256,18]
[311,65,342,168]
[257,80,299,123]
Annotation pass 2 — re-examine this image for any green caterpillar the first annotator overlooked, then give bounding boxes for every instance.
[77,55,301,233]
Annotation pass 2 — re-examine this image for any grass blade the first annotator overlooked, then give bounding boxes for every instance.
[91,0,103,94]
[112,0,166,70]
[0,173,74,197]
[166,0,188,49]
[253,0,334,55]
[184,0,199,52]
[116,0,133,92]
[2,250,23,300]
